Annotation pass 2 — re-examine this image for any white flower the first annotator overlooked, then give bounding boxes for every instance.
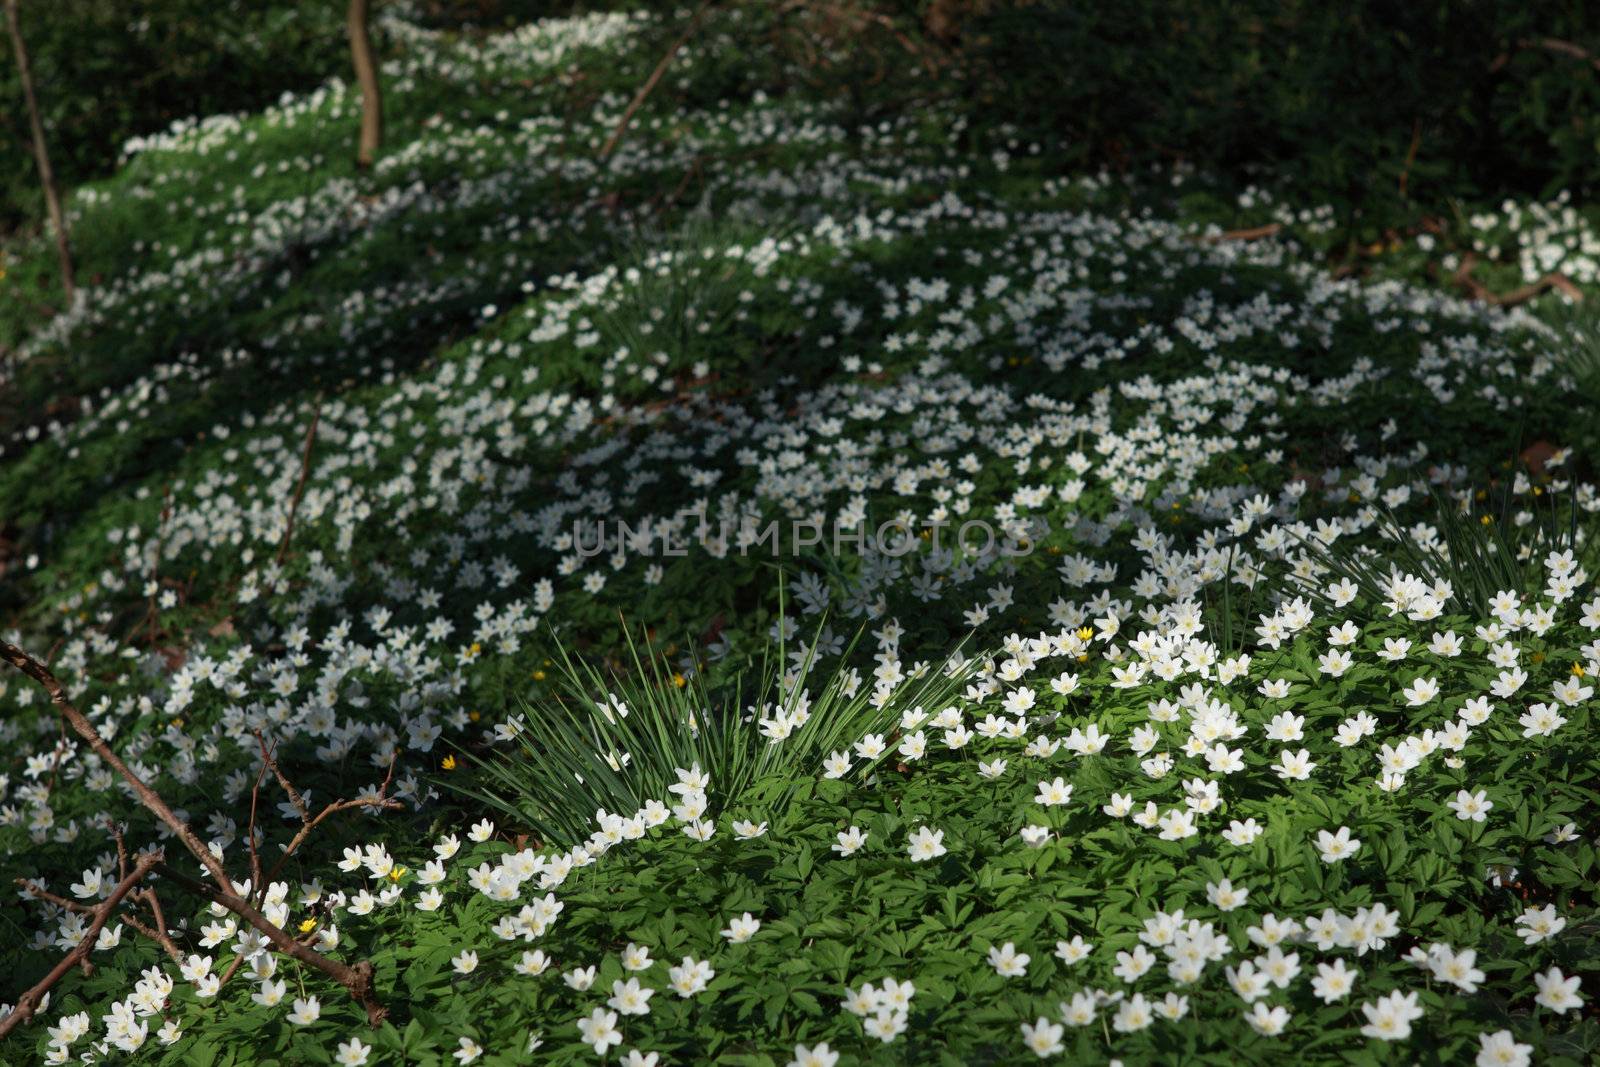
[1054,936,1093,965]
[988,942,1030,977]
[1034,777,1072,807]
[1020,1017,1064,1058]
[1206,879,1248,911]
[335,1039,371,1066]
[1315,826,1361,863]
[1475,1029,1532,1067]
[1515,904,1565,944]
[1244,1002,1290,1036]
[1311,959,1358,1002]
[287,997,321,1026]
[1359,990,1424,1040]
[577,1008,623,1056]
[1401,676,1439,706]
[251,978,287,1007]
[1446,789,1493,822]
[832,826,868,855]
[1018,824,1051,848]
[720,912,761,942]
[1112,992,1153,1032]
[607,977,655,1016]
[786,1042,841,1067]
[1534,966,1583,1014]
[906,826,947,862]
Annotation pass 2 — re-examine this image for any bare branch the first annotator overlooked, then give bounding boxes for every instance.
[275,397,323,568]
[0,639,390,1025]
[0,851,162,1039]
[599,0,714,163]
[264,752,401,887]
[2,0,74,301]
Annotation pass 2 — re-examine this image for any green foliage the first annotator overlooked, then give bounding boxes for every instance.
[948,0,1600,236]
[0,0,347,235]
[1296,482,1597,618]
[459,619,973,845]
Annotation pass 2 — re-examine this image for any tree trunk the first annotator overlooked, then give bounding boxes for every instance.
[3,0,74,301]
[347,0,382,168]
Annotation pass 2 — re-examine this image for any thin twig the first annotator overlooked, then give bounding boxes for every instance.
[257,729,310,820]
[1198,223,1282,243]
[246,747,271,898]
[0,851,162,1039]
[275,397,323,568]
[1453,252,1584,307]
[1398,118,1421,198]
[1489,36,1600,74]
[0,639,390,1025]
[598,0,714,163]
[128,888,183,962]
[264,753,400,888]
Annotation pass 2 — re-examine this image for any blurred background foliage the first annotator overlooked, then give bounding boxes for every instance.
[3,0,1599,242]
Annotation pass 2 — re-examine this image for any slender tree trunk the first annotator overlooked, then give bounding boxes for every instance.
[3,0,74,301]
[347,0,382,168]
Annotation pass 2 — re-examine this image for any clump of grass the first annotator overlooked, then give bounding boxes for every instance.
[1298,478,1594,618]
[455,617,972,845]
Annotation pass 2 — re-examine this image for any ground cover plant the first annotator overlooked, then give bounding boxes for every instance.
[1,3,1599,1065]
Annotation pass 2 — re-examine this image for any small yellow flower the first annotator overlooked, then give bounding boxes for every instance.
[1573,663,1585,678]
[468,642,482,657]
[1480,515,1493,526]
[298,918,317,934]
[468,710,481,722]
[388,866,407,882]
[532,669,546,681]
[672,673,687,689]
[1076,627,1094,641]
[441,754,458,771]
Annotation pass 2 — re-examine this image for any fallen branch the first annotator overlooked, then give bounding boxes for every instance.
[1489,36,1600,74]
[275,397,323,568]
[1195,223,1282,244]
[124,891,183,964]
[3,0,75,301]
[1398,118,1421,199]
[598,0,715,163]
[0,639,390,1026]
[264,746,400,888]
[1,850,163,1039]
[1452,252,1584,307]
